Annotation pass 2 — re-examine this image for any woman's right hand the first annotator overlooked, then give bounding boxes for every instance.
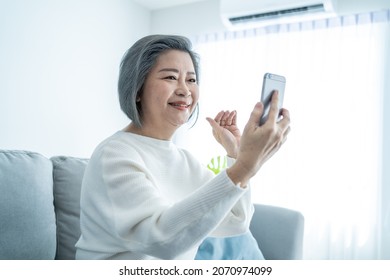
[227,91,291,187]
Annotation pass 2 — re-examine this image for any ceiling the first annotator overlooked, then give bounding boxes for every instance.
[132,0,210,10]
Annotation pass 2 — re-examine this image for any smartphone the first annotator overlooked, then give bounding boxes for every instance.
[259,73,286,125]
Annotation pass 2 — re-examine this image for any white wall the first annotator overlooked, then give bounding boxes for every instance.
[151,0,224,38]
[0,0,150,158]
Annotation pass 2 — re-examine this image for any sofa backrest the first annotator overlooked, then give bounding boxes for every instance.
[0,150,57,259]
[51,156,88,260]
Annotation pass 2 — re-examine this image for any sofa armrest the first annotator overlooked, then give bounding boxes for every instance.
[250,204,304,260]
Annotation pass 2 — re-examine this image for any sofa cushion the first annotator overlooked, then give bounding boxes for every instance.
[51,156,88,260]
[0,150,56,259]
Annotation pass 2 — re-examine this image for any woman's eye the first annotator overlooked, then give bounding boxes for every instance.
[165,76,177,80]
[188,78,197,83]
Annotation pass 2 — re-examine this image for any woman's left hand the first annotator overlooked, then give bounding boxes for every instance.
[206,110,241,158]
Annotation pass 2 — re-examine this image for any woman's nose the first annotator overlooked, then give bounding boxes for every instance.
[175,81,191,97]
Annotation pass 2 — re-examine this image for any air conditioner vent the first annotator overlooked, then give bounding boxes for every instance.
[228,3,326,25]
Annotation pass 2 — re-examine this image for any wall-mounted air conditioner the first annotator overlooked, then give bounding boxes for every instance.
[220,0,338,29]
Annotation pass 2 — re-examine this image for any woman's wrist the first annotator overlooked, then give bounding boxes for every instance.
[226,161,252,188]
[226,147,238,159]
[226,153,237,159]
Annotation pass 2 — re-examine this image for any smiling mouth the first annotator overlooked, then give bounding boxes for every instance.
[168,102,191,109]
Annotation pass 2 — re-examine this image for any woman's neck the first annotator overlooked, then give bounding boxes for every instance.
[123,123,176,141]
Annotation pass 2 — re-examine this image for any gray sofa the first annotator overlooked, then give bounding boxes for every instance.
[0,149,304,260]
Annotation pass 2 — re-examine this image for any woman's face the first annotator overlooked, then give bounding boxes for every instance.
[139,50,199,135]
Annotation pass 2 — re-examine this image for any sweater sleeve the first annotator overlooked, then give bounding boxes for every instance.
[208,156,254,237]
[100,142,251,259]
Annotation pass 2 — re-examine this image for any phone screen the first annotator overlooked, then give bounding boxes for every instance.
[259,73,286,125]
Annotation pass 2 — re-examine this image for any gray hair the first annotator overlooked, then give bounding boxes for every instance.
[118,34,200,127]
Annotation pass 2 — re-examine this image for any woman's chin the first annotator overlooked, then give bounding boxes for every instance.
[169,118,189,128]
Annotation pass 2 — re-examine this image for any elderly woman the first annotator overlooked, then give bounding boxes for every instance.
[75,35,290,260]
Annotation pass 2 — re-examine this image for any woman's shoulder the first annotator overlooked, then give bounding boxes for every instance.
[91,131,179,163]
[91,131,142,161]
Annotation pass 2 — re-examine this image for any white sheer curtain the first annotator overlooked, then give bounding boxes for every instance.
[177,10,389,259]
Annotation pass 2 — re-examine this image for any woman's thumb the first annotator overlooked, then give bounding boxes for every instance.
[245,102,264,130]
[206,117,217,127]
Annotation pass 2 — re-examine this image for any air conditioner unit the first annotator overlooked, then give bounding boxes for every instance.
[220,0,338,29]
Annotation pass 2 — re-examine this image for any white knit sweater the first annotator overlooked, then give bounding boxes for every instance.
[75,131,253,260]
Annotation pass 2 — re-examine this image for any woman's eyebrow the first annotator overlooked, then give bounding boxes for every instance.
[159,68,179,73]
[158,68,196,75]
